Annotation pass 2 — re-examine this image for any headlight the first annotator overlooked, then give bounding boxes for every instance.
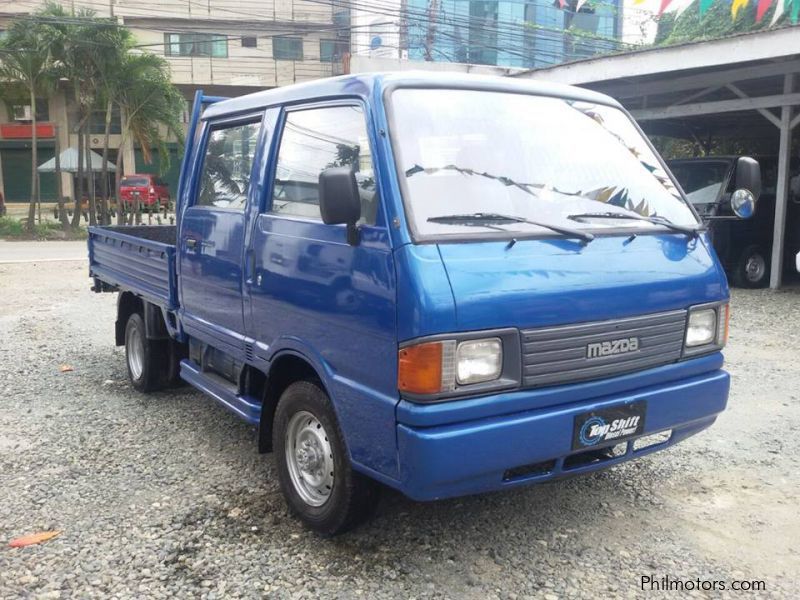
[686,309,716,347]
[456,338,502,385]
[683,303,729,355]
[398,331,517,399]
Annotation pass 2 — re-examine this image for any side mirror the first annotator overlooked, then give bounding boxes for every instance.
[319,166,361,245]
[731,157,761,219]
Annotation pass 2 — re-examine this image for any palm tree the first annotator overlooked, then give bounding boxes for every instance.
[89,22,134,224]
[0,20,56,231]
[38,3,104,229]
[2,4,184,229]
[115,52,185,225]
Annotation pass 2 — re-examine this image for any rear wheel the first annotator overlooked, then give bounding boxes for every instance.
[124,313,169,392]
[273,381,379,536]
[733,244,770,288]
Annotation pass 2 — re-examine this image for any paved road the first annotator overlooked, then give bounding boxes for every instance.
[0,241,87,263]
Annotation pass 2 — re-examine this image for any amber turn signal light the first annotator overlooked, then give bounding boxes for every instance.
[398,341,444,395]
[719,303,730,346]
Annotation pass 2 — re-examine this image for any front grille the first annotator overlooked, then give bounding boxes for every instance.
[521,310,687,388]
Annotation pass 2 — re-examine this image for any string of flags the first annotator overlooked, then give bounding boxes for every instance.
[640,0,800,23]
[554,0,798,23]
[556,0,798,22]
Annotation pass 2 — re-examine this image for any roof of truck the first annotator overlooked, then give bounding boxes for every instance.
[201,71,623,121]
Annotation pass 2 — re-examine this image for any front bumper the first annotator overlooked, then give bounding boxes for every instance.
[395,358,729,501]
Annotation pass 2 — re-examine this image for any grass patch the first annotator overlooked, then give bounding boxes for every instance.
[0,216,87,241]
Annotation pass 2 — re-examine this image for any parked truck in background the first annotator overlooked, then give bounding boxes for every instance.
[87,74,758,535]
[668,156,797,287]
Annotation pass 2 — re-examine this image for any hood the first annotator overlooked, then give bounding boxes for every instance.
[436,233,727,331]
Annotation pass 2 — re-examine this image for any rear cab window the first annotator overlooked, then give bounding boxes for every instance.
[197,120,261,210]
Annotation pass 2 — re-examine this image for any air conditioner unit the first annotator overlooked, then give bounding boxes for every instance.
[12,105,33,121]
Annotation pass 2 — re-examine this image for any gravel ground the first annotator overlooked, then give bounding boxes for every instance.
[1,260,798,599]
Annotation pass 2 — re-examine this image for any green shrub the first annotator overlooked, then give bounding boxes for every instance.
[0,217,87,240]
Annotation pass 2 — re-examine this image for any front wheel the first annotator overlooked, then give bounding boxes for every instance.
[733,244,770,288]
[273,381,379,536]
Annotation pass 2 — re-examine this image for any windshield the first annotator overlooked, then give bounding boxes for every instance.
[668,161,731,206]
[121,177,150,187]
[389,89,699,239]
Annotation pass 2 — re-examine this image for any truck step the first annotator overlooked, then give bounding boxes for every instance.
[180,360,261,425]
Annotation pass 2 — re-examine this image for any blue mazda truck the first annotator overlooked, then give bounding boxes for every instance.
[87,73,759,535]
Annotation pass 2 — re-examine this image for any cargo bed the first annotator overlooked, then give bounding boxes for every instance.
[88,225,178,309]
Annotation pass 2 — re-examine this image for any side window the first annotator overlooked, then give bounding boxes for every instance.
[196,120,260,209]
[271,105,378,225]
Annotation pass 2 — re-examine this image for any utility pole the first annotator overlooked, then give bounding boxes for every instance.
[399,0,408,59]
[54,124,68,228]
[424,0,439,61]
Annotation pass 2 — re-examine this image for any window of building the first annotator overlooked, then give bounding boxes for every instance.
[165,32,228,58]
[241,36,257,48]
[271,105,378,225]
[197,121,261,210]
[319,39,346,62]
[273,37,303,60]
[10,98,49,122]
[88,106,122,135]
[468,1,499,66]
[523,2,566,68]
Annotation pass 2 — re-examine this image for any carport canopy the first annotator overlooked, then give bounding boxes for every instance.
[37,147,116,173]
[513,26,800,288]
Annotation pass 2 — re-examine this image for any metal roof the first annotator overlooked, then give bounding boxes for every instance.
[200,71,623,120]
[514,25,800,87]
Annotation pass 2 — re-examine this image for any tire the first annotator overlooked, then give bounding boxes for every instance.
[273,381,379,536]
[733,244,770,288]
[124,313,169,392]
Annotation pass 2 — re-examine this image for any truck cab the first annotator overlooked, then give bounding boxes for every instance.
[88,73,756,535]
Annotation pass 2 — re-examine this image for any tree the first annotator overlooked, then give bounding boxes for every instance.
[656,1,790,47]
[0,20,56,230]
[90,24,135,224]
[37,3,108,228]
[115,52,185,225]
[2,4,184,229]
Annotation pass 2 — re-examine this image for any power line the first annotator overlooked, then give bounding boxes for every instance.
[1,0,642,70]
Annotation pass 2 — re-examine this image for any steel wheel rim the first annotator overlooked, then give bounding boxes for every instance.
[285,411,334,507]
[745,254,766,282]
[127,326,144,380]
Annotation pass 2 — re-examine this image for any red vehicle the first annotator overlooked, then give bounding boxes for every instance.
[119,174,171,212]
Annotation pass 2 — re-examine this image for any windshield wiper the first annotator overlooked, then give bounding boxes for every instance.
[566,211,700,237]
[428,213,594,243]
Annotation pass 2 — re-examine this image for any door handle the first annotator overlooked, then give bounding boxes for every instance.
[186,238,215,252]
[245,249,257,286]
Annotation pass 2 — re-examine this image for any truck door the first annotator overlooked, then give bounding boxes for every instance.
[245,103,399,475]
[179,115,263,354]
